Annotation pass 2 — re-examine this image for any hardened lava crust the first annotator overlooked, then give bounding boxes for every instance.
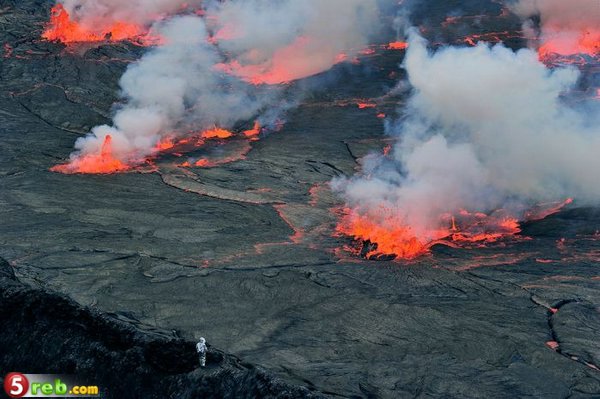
[1,1,599,398]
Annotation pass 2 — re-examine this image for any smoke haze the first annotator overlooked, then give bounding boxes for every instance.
[57,0,202,28]
[333,30,600,254]
[511,0,600,57]
[53,0,381,170]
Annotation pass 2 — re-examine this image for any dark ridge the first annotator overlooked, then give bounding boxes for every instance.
[0,258,324,399]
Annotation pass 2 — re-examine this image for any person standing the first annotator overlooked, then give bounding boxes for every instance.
[196,337,207,367]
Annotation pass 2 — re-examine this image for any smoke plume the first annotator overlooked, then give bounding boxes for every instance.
[510,0,600,58]
[209,0,379,84]
[53,0,381,172]
[333,30,600,258]
[56,0,202,29]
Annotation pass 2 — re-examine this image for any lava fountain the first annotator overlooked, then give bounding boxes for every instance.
[42,4,147,44]
[51,135,130,174]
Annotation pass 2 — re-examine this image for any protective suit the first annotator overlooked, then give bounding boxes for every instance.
[196,337,207,367]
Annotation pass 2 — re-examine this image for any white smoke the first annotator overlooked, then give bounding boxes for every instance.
[57,0,381,167]
[511,0,600,30]
[58,0,202,28]
[207,0,379,83]
[334,31,600,245]
[69,15,278,163]
[510,0,600,56]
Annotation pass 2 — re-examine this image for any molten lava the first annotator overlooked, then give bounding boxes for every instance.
[538,29,600,64]
[51,135,130,174]
[214,37,353,85]
[336,211,433,259]
[337,199,573,261]
[357,102,377,109]
[388,41,409,50]
[243,121,262,139]
[200,127,234,139]
[42,4,147,44]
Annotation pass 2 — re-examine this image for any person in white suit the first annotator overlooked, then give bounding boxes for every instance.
[196,337,207,367]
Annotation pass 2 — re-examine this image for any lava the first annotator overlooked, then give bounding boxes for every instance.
[52,126,243,175]
[243,121,262,139]
[200,127,234,139]
[51,135,130,174]
[388,41,409,50]
[357,102,377,109]
[42,4,148,44]
[336,210,434,259]
[537,29,600,65]
[215,36,359,85]
[337,199,573,260]
[461,31,524,47]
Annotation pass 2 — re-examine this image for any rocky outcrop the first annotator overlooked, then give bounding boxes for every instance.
[0,258,322,399]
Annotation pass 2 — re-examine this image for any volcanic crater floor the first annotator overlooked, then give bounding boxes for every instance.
[1,1,600,398]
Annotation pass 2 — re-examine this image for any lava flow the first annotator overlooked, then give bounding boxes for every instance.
[51,135,130,174]
[51,119,266,175]
[337,209,518,260]
[388,41,409,50]
[537,29,600,65]
[42,4,148,44]
[215,36,366,85]
[337,200,573,260]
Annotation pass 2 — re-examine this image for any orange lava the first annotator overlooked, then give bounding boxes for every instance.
[338,197,576,260]
[337,207,524,260]
[194,159,213,167]
[243,121,262,138]
[538,29,600,64]
[215,37,350,85]
[357,102,377,109]
[51,135,130,174]
[200,127,233,139]
[461,31,524,47]
[388,41,409,50]
[546,341,559,350]
[337,211,433,259]
[42,4,146,44]
[154,138,175,151]
[182,153,248,169]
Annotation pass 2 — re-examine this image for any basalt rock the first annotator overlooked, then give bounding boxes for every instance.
[0,257,322,399]
[1,1,600,398]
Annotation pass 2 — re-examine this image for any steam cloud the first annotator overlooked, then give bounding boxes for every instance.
[209,0,379,84]
[57,0,202,29]
[56,0,380,169]
[510,0,600,57]
[333,31,600,249]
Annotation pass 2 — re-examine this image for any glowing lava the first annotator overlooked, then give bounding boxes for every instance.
[538,29,600,64]
[357,102,377,109]
[336,210,434,259]
[388,41,409,50]
[51,135,130,174]
[215,37,354,85]
[243,121,262,139]
[42,4,147,44]
[337,199,573,260]
[200,127,234,139]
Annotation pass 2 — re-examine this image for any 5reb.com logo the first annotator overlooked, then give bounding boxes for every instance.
[4,373,100,398]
